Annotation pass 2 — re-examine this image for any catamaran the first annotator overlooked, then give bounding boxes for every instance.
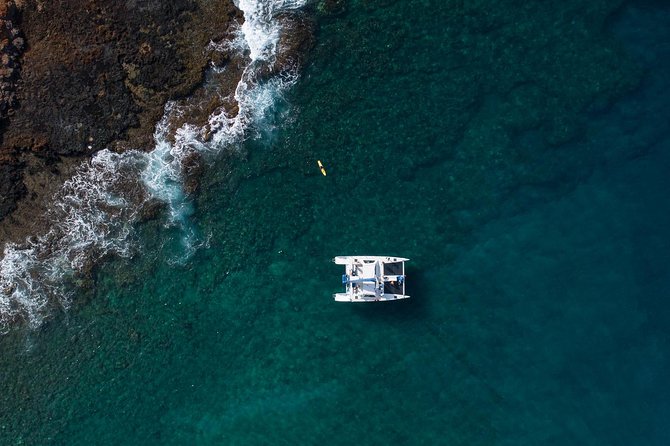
[333,256,409,302]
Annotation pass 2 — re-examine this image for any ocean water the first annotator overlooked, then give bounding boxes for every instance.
[1,0,669,445]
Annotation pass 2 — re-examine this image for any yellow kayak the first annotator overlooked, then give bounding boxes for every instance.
[317,160,327,176]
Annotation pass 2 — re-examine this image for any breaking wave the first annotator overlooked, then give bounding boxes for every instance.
[0,150,144,330]
[0,0,309,333]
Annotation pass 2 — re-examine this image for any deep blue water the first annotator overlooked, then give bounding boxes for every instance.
[1,1,669,444]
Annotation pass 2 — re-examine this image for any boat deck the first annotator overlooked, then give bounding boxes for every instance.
[333,256,409,302]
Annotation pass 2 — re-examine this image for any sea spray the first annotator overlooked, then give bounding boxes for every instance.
[0,0,311,332]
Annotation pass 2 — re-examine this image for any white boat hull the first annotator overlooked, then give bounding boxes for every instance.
[333,256,409,302]
[333,293,410,302]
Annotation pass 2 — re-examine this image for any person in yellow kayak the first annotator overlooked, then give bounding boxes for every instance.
[317,160,327,176]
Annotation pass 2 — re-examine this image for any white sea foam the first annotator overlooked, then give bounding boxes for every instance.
[209,0,305,145]
[0,149,144,332]
[142,103,195,224]
[237,0,307,62]
[52,150,143,268]
[0,0,309,332]
[145,0,305,217]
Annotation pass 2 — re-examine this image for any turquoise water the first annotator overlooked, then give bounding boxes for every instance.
[1,1,670,444]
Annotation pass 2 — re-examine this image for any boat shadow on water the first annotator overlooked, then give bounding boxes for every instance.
[347,264,429,323]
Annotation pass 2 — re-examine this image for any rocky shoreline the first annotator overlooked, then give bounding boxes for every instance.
[0,0,315,330]
[0,0,245,249]
[0,0,314,254]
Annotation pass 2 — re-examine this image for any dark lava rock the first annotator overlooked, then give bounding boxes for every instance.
[2,0,234,155]
[0,156,24,219]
